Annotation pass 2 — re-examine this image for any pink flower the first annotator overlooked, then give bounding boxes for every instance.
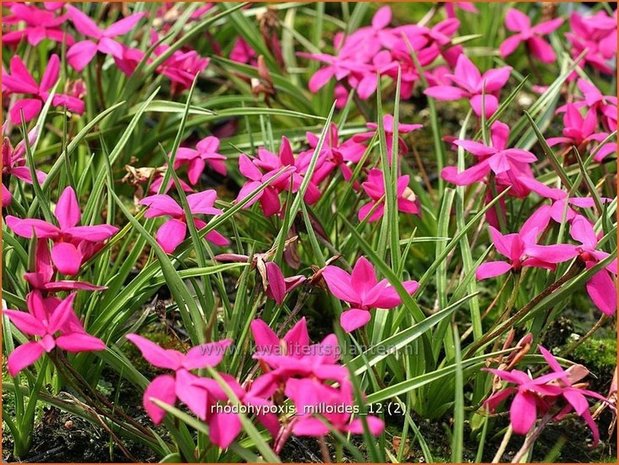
[286,378,384,437]
[358,169,420,223]
[424,54,512,117]
[3,3,74,46]
[5,292,105,376]
[3,55,85,123]
[442,121,537,188]
[566,11,617,75]
[150,31,210,92]
[557,79,618,132]
[301,123,366,183]
[6,187,118,275]
[322,256,419,332]
[499,8,563,63]
[139,190,229,254]
[485,367,564,434]
[230,37,257,65]
[263,262,306,305]
[539,346,607,445]
[67,6,145,71]
[2,128,47,207]
[126,334,232,425]
[547,104,608,150]
[237,137,320,217]
[569,217,617,315]
[485,345,606,443]
[174,136,227,183]
[476,208,577,280]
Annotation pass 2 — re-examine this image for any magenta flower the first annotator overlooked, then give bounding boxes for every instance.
[569,217,617,315]
[442,121,537,187]
[3,55,85,124]
[476,208,577,280]
[251,317,310,358]
[126,334,232,425]
[5,292,105,376]
[358,169,420,223]
[424,54,512,117]
[557,79,618,132]
[230,37,257,65]
[539,346,606,444]
[485,345,606,442]
[237,138,319,217]
[547,104,608,150]
[300,123,366,183]
[2,128,47,207]
[139,190,229,254]
[322,256,419,332]
[67,6,145,71]
[3,3,74,46]
[263,262,306,305]
[499,8,563,63]
[485,367,564,435]
[285,378,384,437]
[149,31,210,93]
[174,136,227,183]
[566,11,617,75]
[6,187,118,275]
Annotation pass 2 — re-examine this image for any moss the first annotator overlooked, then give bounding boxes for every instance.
[570,337,616,393]
[571,338,617,371]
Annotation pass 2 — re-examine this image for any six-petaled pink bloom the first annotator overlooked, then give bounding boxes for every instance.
[139,190,229,254]
[485,345,606,443]
[126,334,232,424]
[358,169,420,223]
[67,6,145,71]
[322,256,419,332]
[3,3,75,46]
[5,292,106,376]
[425,54,512,117]
[6,187,118,275]
[3,54,85,123]
[476,207,576,280]
[174,136,228,183]
[499,8,563,63]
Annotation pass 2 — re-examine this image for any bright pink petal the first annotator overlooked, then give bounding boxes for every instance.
[67,40,98,72]
[183,339,232,370]
[322,266,358,303]
[56,332,106,352]
[143,374,177,425]
[7,342,45,376]
[156,219,187,254]
[528,36,556,63]
[251,319,280,354]
[424,85,468,100]
[476,261,512,280]
[55,187,81,229]
[505,8,531,32]
[510,391,537,434]
[126,333,182,370]
[340,308,372,332]
[209,412,242,448]
[4,309,46,336]
[586,270,616,315]
[51,242,83,275]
